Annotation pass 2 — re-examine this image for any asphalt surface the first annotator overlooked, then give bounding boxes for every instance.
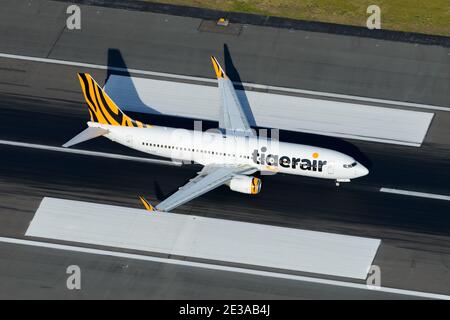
[0,242,423,300]
[2,0,450,106]
[0,0,449,299]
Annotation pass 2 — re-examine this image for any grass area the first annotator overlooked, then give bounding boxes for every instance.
[149,0,450,36]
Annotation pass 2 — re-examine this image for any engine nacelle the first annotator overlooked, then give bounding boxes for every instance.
[228,175,261,195]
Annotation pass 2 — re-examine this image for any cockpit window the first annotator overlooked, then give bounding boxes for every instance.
[343,162,358,168]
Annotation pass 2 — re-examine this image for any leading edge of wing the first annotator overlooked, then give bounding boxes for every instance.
[155,165,256,212]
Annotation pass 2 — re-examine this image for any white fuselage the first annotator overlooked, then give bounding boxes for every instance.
[91,122,368,181]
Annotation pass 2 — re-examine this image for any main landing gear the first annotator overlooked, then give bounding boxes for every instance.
[335,179,351,187]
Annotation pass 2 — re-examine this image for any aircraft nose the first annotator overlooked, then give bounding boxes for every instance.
[355,163,369,177]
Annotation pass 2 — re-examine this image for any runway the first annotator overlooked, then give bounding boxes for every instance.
[1,240,432,300]
[0,0,449,298]
[1,124,449,295]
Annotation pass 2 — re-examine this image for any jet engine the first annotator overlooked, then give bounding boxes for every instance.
[228,175,261,195]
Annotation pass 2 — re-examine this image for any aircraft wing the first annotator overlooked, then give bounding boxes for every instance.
[211,56,255,137]
[155,164,257,212]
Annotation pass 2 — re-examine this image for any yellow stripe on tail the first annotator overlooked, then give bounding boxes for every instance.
[77,73,151,128]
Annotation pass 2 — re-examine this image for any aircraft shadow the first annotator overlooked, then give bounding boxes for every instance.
[224,44,257,127]
[105,48,161,115]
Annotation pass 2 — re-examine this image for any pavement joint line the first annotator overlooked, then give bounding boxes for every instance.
[0,236,448,300]
[0,52,449,112]
[0,139,181,166]
[380,187,450,201]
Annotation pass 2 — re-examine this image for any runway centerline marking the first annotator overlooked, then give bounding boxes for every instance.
[0,52,449,112]
[0,139,180,166]
[0,236,448,300]
[380,188,450,201]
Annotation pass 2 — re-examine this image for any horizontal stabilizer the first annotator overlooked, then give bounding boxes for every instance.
[62,127,109,148]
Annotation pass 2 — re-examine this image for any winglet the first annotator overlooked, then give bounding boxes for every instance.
[139,196,155,212]
[210,56,227,79]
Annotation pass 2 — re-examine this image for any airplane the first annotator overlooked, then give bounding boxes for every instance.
[63,56,369,212]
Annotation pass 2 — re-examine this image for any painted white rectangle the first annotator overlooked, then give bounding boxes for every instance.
[105,75,434,146]
[26,197,381,280]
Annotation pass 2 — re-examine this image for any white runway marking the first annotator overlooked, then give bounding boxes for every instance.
[0,139,180,166]
[380,188,450,201]
[105,75,433,147]
[27,197,381,280]
[0,236,448,300]
[0,52,449,112]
